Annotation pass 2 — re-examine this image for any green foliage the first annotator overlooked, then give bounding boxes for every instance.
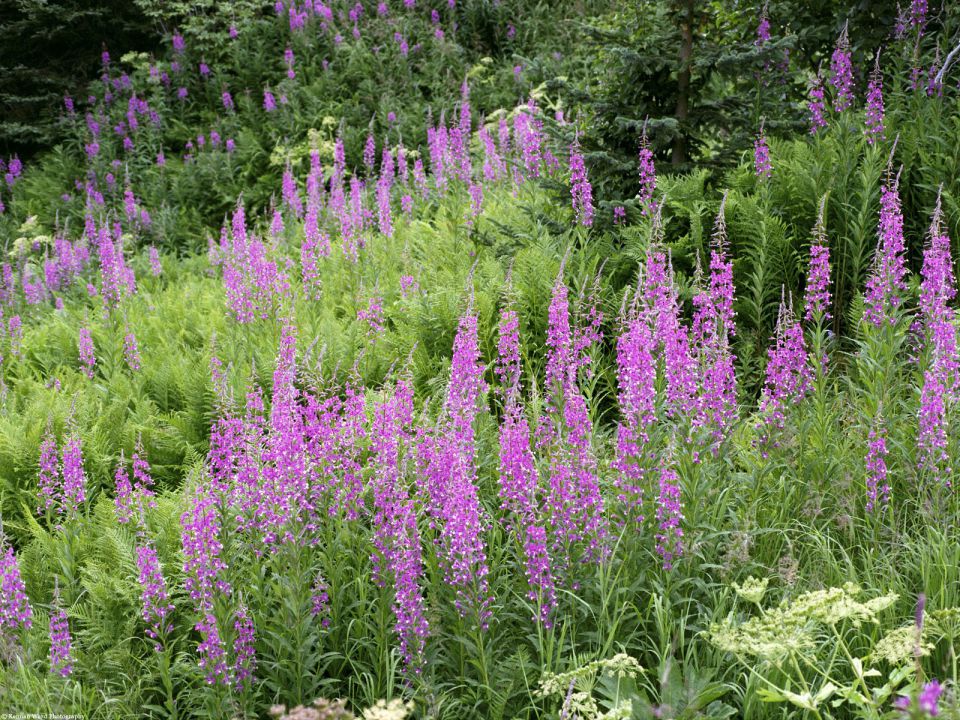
[0,0,156,154]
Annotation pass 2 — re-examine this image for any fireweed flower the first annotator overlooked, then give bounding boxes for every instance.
[219,201,290,321]
[413,158,428,199]
[302,376,367,521]
[196,611,230,685]
[114,452,135,524]
[865,415,890,512]
[310,573,331,627]
[496,305,557,626]
[369,380,429,675]
[399,274,418,298]
[926,60,943,97]
[830,23,855,111]
[377,147,395,237]
[136,542,174,649]
[263,89,277,112]
[282,163,303,219]
[0,540,32,633]
[514,100,544,179]
[643,242,697,417]
[896,680,944,716]
[569,139,593,226]
[427,122,448,193]
[38,427,60,514]
[864,170,908,327]
[804,201,832,322]
[468,182,483,219]
[255,319,312,545]
[638,129,657,214]
[124,327,142,371]
[756,295,812,453]
[232,605,256,689]
[130,439,157,512]
[910,0,929,32]
[270,208,284,239]
[613,290,656,523]
[538,273,608,565]
[49,585,73,677]
[417,311,492,626]
[691,200,738,445]
[754,123,772,178]
[181,481,231,611]
[149,245,162,276]
[918,193,956,365]
[358,292,385,336]
[655,450,684,570]
[181,480,232,684]
[917,194,957,483]
[302,213,330,300]
[364,133,376,172]
[864,53,885,144]
[479,126,505,182]
[755,4,771,46]
[396,143,408,183]
[61,433,87,518]
[919,680,943,715]
[302,152,331,297]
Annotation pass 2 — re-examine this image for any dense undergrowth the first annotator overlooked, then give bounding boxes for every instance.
[1,2,960,719]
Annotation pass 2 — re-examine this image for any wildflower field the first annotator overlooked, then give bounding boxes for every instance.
[3,1,960,718]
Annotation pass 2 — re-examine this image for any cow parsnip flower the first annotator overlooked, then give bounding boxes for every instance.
[710,583,899,662]
[872,625,932,666]
[732,576,769,605]
[360,699,414,720]
[538,654,644,697]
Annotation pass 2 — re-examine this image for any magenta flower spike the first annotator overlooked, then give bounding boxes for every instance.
[865,414,890,512]
[864,168,908,327]
[755,3,771,46]
[49,584,73,677]
[638,128,657,214]
[691,199,738,446]
[756,294,812,453]
[369,379,429,676]
[232,604,256,690]
[654,449,684,570]
[123,326,142,371]
[754,122,772,178]
[917,192,957,483]
[136,541,174,649]
[496,304,558,625]
[804,200,832,322]
[538,271,608,565]
[613,288,656,524]
[569,138,593,227]
[61,433,87,518]
[418,310,492,626]
[0,538,33,634]
[830,23,855,112]
[864,52,885,144]
[38,427,60,515]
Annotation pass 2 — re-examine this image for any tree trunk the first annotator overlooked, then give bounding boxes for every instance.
[672,0,694,166]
